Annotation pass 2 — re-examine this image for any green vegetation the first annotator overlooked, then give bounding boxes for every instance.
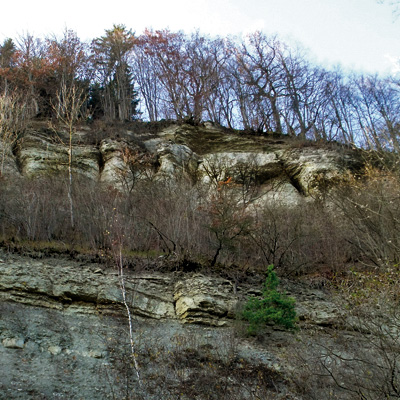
[242,265,297,334]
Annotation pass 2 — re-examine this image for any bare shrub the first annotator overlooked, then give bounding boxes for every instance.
[244,200,350,278]
[0,161,359,278]
[329,165,400,270]
[128,178,210,259]
[0,176,69,242]
[73,179,122,250]
[291,268,400,400]
[105,328,286,399]
[0,90,29,176]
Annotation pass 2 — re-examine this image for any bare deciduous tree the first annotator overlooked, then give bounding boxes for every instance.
[52,82,87,228]
[235,32,286,133]
[0,90,28,176]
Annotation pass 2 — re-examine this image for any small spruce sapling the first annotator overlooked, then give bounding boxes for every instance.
[242,265,297,334]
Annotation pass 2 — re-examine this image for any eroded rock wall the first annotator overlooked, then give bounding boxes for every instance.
[0,250,350,399]
[4,122,362,205]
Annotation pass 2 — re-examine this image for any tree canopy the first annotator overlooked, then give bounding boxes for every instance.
[0,27,399,151]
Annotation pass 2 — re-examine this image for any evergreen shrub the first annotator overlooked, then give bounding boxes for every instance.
[242,265,297,334]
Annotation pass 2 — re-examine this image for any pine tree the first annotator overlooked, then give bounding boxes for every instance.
[242,265,297,334]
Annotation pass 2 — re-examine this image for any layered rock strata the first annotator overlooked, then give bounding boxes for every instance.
[3,122,362,205]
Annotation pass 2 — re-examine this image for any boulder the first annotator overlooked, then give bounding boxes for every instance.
[2,337,25,349]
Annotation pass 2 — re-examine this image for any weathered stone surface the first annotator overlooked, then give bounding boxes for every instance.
[0,256,176,320]
[0,122,380,399]
[277,147,354,196]
[17,132,100,179]
[3,122,362,206]
[156,140,200,178]
[0,252,288,399]
[284,280,345,327]
[0,140,20,176]
[199,151,282,184]
[0,250,381,399]
[174,275,237,326]
[0,251,347,329]
[254,181,305,206]
[98,138,128,184]
[2,337,25,349]
[0,298,291,400]
[296,298,342,326]
[0,254,243,325]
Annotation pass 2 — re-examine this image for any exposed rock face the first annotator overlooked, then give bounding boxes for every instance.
[0,253,253,399]
[0,250,348,399]
[0,141,19,176]
[5,121,362,205]
[0,256,172,320]
[0,254,238,325]
[174,275,237,326]
[156,141,199,179]
[0,123,390,399]
[98,138,128,183]
[17,131,100,179]
[98,137,154,189]
[277,147,355,196]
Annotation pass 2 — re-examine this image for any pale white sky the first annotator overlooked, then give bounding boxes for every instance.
[0,0,399,75]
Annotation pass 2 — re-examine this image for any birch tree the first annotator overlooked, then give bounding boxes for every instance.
[53,82,87,228]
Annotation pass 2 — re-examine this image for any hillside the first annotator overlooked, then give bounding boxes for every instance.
[0,121,399,399]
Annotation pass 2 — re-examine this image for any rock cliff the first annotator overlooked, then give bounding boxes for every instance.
[7,121,362,205]
[0,121,375,399]
[0,250,348,399]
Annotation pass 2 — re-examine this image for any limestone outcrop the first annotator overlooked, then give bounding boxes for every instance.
[0,252,343,328]
[0,122,389,399]
[174,275,237,326]
[0,250,373,399]
[0,254,238,325]
[3,121,362,205]
[17,130,100,179]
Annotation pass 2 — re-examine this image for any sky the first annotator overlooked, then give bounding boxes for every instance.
[0,0,399,76]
